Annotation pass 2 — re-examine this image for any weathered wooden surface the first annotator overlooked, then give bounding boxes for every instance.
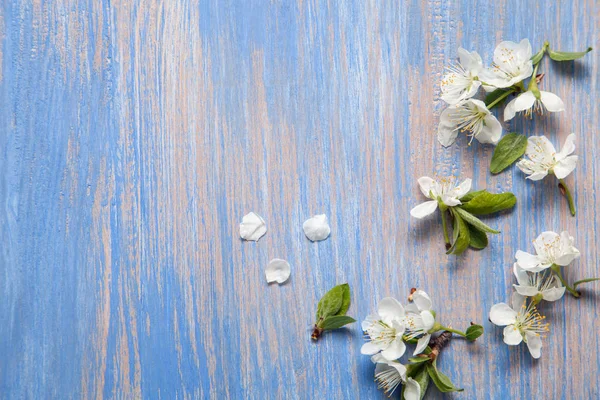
[1,1,599,398]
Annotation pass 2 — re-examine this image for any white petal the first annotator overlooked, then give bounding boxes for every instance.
[556,133,576,160]
[503,97,518,121]
[361,314,378,331]
[503,325,523,345]
[533,231,559,256]
[525,331,542,359]
[302,214,331,242]
[553,156,578,179]
[458,48,482,74]
[540,91,565,112]
[452,178,472,199]
[478,113,502,144]
[412,290,433,311]
[378,297,405,321]
[381,338,406,361]
[403,378,421,400]
[410,201,438,219]
[265,259,291,284]
[441,194,461,207]
[513,91,536,113]
[420,311,435,331]
[489,303,517,326]
[513,285,539,297]
[239,212,267,241]
[541,286,566,302]
[438,107,459,147]
[515,250,546,272]
[512,263,529,285]
[417,176,436,198]
[525,170,549,181]
[361,341,381,355]
[555,231,580,266]
[526,136,556,164]
[413,334,431,355]
[511,292,526,309]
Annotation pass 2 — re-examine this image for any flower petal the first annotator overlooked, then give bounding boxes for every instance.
[515,250,547,272]
[541,286,566,302]
[239,212,267,241]
[438,107,460,147]
[513,284,539,297]
[525,136,556,165]
[553,155,578,179]
[412,290,433,311]
[525,331,542,359]
[533,231,559,256]
[265,259,291,284]
[378,297,405,321]
[555,231,580,266]
[503,97,518,121]
[512,263,529,285]
[413,334,431,355]
[478,113,502,144]
[441,194,461,207]
[556,133,576,160]
[361,341,381,355]
[513,91,536,113]
[420,311,435,331]
[410,201,438,219]
[489,303,517,326]
[381,338,406,361]
[417,176,436,198]
[458,48,482,74]
[403,378,422,400]
[503,325,523,345]
[540,91,565,112]
[361,314,378,331]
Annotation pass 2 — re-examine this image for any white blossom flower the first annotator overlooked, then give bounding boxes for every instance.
[515,231,580,273]
[503,90,564,121]
[516,134,577,180]
[404,289,436,355]
[410,176,472,219]
[438,99,502,147]
[479,39,534,89]
[371,354,421,399]
[361,297,407,360]
[512,263,565,302]
[440,48,483,105]
[489,293,549,359]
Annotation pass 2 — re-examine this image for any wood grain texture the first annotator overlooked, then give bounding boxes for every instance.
[1,1,599,398]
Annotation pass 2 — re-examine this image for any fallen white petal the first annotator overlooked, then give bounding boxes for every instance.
[265,259,291,284]
[302,214,331,241]
[239,212,267,241]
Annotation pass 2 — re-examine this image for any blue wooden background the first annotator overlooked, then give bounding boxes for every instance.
[1,1,598,399]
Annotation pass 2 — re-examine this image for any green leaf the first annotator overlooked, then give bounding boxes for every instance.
[404,366,430,400]
[459,189,486,202]
[490,133,528,174]
[408,356,431,365]
[446,210,470,255]
[531,48,545,64]
[468,226,488,249]
[573,277,600,289]
[548,47,592,61]
[485,89,511,109]
[465,324,484,341]
[316,285,344,321]
[453,207,500,234]
[320,315,356,330]
[426,364,464,393]
[337,283,351,316]
[459,192,516,215]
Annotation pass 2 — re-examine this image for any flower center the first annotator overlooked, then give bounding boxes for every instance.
[515,302,549,336]
[364,321,398,347]
[374,367,402,395]
[449,106,487,144]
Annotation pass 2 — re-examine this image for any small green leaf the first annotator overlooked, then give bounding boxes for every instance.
[465,324,484,341]
[453,207,500,234]
[490,133,528,174]
[573,277,600,289]
[337,284,351,316]
[548,47,592,61]
[485,89,511,109]
[460,192,516,215]
[459,189,486,202]
[426,364,464,393]
[408,356,431,365]
[531,47,545,64]
[446,210,470,255]
[468,226,488,249]
[316,285,344,321]
[320,315,356,330]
